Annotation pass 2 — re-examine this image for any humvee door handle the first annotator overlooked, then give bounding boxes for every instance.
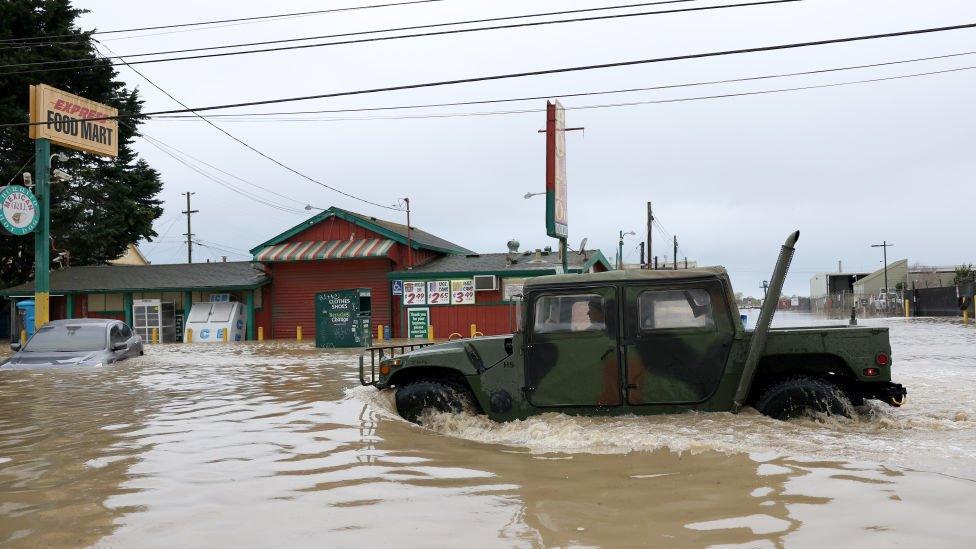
[600,348,614,360]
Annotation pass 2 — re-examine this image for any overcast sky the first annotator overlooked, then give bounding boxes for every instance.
[75,0,976,296]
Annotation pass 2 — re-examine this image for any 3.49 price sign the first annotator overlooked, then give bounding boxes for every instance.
[450,280,476,305]
[402,281,426,305]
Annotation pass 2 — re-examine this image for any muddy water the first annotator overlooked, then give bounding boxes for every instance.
[1,317,975,548]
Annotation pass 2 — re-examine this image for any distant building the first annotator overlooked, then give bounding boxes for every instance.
[809,271,870,299]
[853,259,909,295]
[108,244,150,266]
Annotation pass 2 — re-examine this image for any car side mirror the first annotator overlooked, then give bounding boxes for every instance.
[111,342,127,351]
[10,343,21,352]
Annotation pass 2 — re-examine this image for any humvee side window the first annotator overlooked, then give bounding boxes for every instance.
[638,289,715,330]
[534,294,606,334]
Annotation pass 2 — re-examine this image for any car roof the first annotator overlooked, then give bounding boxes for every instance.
[524,266,730,288]
[45,318,117,327]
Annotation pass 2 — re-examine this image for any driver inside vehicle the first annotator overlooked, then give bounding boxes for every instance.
[582,297,607,332]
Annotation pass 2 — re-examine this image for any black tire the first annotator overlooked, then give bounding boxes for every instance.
[754,376,853,420]
[395,380,472,424]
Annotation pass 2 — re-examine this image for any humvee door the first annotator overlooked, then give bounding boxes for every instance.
[622,281,734,404]
[525,287,621,407]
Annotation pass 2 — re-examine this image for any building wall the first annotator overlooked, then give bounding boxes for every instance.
[268,259,392,340]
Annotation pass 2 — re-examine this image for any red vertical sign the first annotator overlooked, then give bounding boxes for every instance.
[545,100,568,239]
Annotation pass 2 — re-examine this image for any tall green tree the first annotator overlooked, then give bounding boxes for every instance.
[0,0,163,288]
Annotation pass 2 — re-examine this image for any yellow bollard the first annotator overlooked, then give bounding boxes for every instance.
[427,325,434,342]
[151,327,159,344]
[296,325,303,341]
[965,310,970,325]
[186,328,193,343]
[222,328,229,342]
[258,326,264,341]
[904,299,910,319]
[20,330,27,346]
[470,324,477,338]
[377,324,384,341]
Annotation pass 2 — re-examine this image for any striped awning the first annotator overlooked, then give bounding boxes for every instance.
[253,239,395,262]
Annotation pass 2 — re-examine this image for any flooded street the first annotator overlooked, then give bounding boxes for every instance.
[2,316,975,548]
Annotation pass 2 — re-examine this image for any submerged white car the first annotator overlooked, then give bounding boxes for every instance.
[3,318,143,368]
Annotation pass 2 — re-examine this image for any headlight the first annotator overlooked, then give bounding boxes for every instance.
[379,358,403,376]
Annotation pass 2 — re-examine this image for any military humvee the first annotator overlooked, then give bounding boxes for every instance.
[360,231,907,423]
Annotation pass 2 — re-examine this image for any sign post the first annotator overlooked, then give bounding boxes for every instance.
[545,100,578,272]
[28,84,118,330]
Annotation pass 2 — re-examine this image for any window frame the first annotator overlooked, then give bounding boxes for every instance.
[635,287,718,334]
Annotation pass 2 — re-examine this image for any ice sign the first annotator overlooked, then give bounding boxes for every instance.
[450,280,476,305]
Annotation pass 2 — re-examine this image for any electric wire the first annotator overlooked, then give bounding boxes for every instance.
[100,44,398,211]
[6,20,974,127]
[0,0,449,44]
[0,0,701,52]
[0,0,803,74]
[3,156,35,186]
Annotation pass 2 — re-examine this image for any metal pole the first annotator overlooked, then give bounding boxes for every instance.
[639,242,645,268]
[182,192,198,264]
[560,238,568,272]
[646,202,653,269]
[618,230,624,270]
[404,197,413,269]
[673,236,678,270]
[33,138,51,330]
[871,241,893,311]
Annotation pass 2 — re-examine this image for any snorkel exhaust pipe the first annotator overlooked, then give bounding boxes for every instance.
[732,230,800,412]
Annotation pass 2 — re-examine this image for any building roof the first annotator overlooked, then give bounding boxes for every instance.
[851,258,908,288]
[389,250,612,279]
[526,266,729,287]
[249,207,474,256]
[0,261,269,295]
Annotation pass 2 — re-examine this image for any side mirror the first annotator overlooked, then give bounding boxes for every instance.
[10,343,21,352]
[111,342,127,351]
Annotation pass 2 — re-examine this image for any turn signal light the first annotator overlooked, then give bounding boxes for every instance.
[379,365,391,376]
[863,367,880,377]
[875,353,889,366]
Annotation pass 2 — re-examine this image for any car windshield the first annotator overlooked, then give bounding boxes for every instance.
[23,324,106,352]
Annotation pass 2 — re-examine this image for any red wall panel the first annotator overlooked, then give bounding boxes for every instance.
[268,259,392,340]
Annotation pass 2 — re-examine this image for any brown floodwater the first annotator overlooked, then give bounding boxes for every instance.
[1,315,975,548]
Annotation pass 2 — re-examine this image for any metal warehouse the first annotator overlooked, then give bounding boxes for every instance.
[4,207,610,342]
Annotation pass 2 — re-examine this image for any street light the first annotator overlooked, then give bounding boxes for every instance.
[524,191,545,199]
[618,230,636,269]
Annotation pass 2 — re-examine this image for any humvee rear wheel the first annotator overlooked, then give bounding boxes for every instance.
[754,376,853,421]
[395,380,472,424]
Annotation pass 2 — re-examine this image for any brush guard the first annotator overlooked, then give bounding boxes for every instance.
[359,342,432,386]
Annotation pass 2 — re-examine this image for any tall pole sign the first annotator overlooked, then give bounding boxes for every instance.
[545,100,569,271]
[28,84,118,330]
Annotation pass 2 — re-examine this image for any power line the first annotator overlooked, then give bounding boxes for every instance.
[147,49,976,120]
[99,43,399,211]
[6,20,975,128]
[0,0,802,74]
[137,61,976,124]
[0,0,449,44]
[0,0,701,52]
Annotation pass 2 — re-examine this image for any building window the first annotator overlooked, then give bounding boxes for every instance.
[87,293,124,312]
[638,289,715,331]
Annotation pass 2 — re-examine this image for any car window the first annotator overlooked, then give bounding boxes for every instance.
[110,325,126,345]
[23,324,107,352]
[638,289,715,330]
[121,324,133,338]
[534,294,606,334]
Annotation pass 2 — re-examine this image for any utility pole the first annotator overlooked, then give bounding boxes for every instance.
[182,192,198,264]
[762,280,769,300]
[403,197,413,269]
[639,242,645,267]
[673,236,678,270]
[646,202,653,269]
[871,240,894,308]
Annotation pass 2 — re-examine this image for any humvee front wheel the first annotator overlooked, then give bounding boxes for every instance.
[395,380,473,424]
[754,376,853,420]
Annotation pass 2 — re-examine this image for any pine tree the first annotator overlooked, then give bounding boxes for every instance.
[0,0,163,288]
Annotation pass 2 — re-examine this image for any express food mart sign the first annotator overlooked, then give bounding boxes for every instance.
[0,185,40,236]
[29,84,118,157]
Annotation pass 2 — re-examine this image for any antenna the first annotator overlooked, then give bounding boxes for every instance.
[578,237,588,255]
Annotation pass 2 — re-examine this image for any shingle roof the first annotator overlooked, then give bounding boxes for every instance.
[0,261,269,295]
[390,250,611,277]
[338,208,475,255]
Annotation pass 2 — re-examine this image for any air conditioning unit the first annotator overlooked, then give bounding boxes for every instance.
[473,275,498,291]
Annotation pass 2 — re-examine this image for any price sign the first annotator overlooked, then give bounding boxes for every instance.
[427,281,450,305]
[402,281,426,305]
[450,280,476,305]
[503,279,526,301]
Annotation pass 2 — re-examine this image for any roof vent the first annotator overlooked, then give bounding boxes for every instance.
[529,249,544,263]
[507,239,519,253]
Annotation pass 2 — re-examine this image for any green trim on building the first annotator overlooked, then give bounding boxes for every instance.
[249,207,470,257]
[245,290,256,341]
[388,268,561,280]
[123,293,133,326]
[65,293,74,319]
